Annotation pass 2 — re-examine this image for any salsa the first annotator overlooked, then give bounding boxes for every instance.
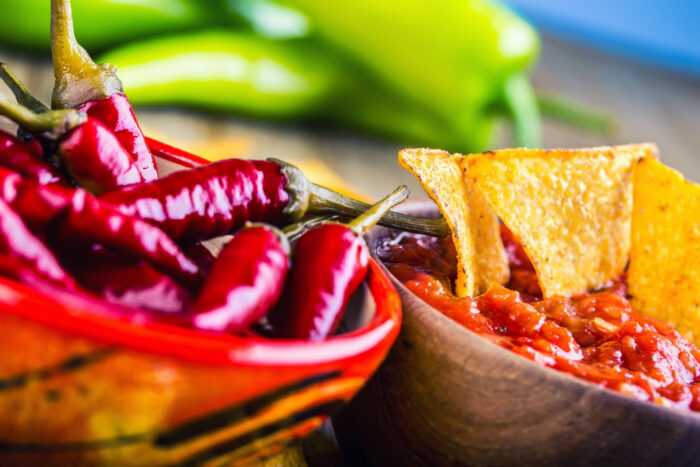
[377,227,700,412]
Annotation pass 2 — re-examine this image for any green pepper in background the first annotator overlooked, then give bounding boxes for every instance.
[0,0,609,152]
[0,0,217,51]
[275,0,541,148]
[223,0,311,39]
[99,31,338,118]
[99,31,466,148]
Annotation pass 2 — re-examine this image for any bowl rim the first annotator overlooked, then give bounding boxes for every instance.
[0,144,402,368]
[0,260,400,367]
[372,199,700,423]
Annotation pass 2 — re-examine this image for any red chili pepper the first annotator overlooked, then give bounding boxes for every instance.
[0,129,64,185]
[0,167,199,284]
[65,245,191,314]
[102,158,292,242]
[50,0,157,181]
[59,117,143,192]
[268,186,408,340]
[101,158,447,242]
[59,189,200,284]
[0,96,145,194]
[0,196,75,289]
[186,224,290,333]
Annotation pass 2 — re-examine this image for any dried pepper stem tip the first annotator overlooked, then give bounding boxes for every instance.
[348,185,409,233]
[51,0,122,109]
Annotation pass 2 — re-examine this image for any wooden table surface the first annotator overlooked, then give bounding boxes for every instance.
[2,35,700,201]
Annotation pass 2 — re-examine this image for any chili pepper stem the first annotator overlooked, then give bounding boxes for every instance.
[267,157,448,236]
[348,185,409,234]
[51,0,122,109]
[0,99,85,139]
[308,183,449,237]
[0,64,50,113]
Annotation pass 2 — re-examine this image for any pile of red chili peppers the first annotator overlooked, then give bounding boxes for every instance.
[0,0,440,340]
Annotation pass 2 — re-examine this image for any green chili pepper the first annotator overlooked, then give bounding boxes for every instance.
[0,0,216,51]
[275,0,541,149]
[100,30,468,148]
[99,31,339,118]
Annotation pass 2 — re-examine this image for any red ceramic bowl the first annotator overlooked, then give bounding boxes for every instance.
[0,146,402,467]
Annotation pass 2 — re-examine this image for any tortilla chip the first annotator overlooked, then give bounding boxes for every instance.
[628,157,700,343]
[463,144,655,297]
[398,148,508,297]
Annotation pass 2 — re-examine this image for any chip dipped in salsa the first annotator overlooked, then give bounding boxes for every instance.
[378,227,700,412]
[393,144,700,414]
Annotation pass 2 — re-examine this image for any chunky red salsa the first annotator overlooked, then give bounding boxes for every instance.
[377,227,700,412]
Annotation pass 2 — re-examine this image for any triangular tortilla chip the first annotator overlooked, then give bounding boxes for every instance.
[628,157,700,343]
[398,148,508,297]
[463,144,655,297]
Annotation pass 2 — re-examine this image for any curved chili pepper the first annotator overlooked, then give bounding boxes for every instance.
[101,157,448,241]
[66,245,191,314]
[51,0,158,181]
[0,129,64,185]
[268,185,408,340]
[0,197,75,289]
[59,117,143,192]
[187,224,290,333]
[0,96,144,194]
[0,167,199,284]
[60,189,200,284]
[102,158,289,242]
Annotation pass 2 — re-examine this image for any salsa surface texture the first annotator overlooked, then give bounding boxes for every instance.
[378,227,700,412]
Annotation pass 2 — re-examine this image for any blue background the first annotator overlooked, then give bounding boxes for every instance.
[503,0,700,76]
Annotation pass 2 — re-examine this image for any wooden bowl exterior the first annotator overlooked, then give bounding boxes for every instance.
[0,153,402,467]
[334,201,700,467]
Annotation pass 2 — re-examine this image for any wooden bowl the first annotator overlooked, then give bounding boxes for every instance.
[333,201,700,467]
[0,151,402,467]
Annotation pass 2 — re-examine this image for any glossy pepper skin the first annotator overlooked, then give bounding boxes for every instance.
[66,245,191,314]
[102,158,291,242]
[0,96,144,194]
[188,224,290,333]
[77,93,158,181]
[0,197,75,289]
[268,185,408,340]
[60,189,200,284]
[51,0,158,181]
[101,155,449,239]
[0,129,64,185]
[59,117,143,193]
[0,168,199,284]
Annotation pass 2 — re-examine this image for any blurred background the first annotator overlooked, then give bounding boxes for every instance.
[0,0,699,201]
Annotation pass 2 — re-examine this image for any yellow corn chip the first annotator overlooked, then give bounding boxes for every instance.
[628,157,700,343]
[398,148,508,297]
[463,144,655,297]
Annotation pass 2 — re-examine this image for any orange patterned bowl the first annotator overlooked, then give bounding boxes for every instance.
[0,151,402,467]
